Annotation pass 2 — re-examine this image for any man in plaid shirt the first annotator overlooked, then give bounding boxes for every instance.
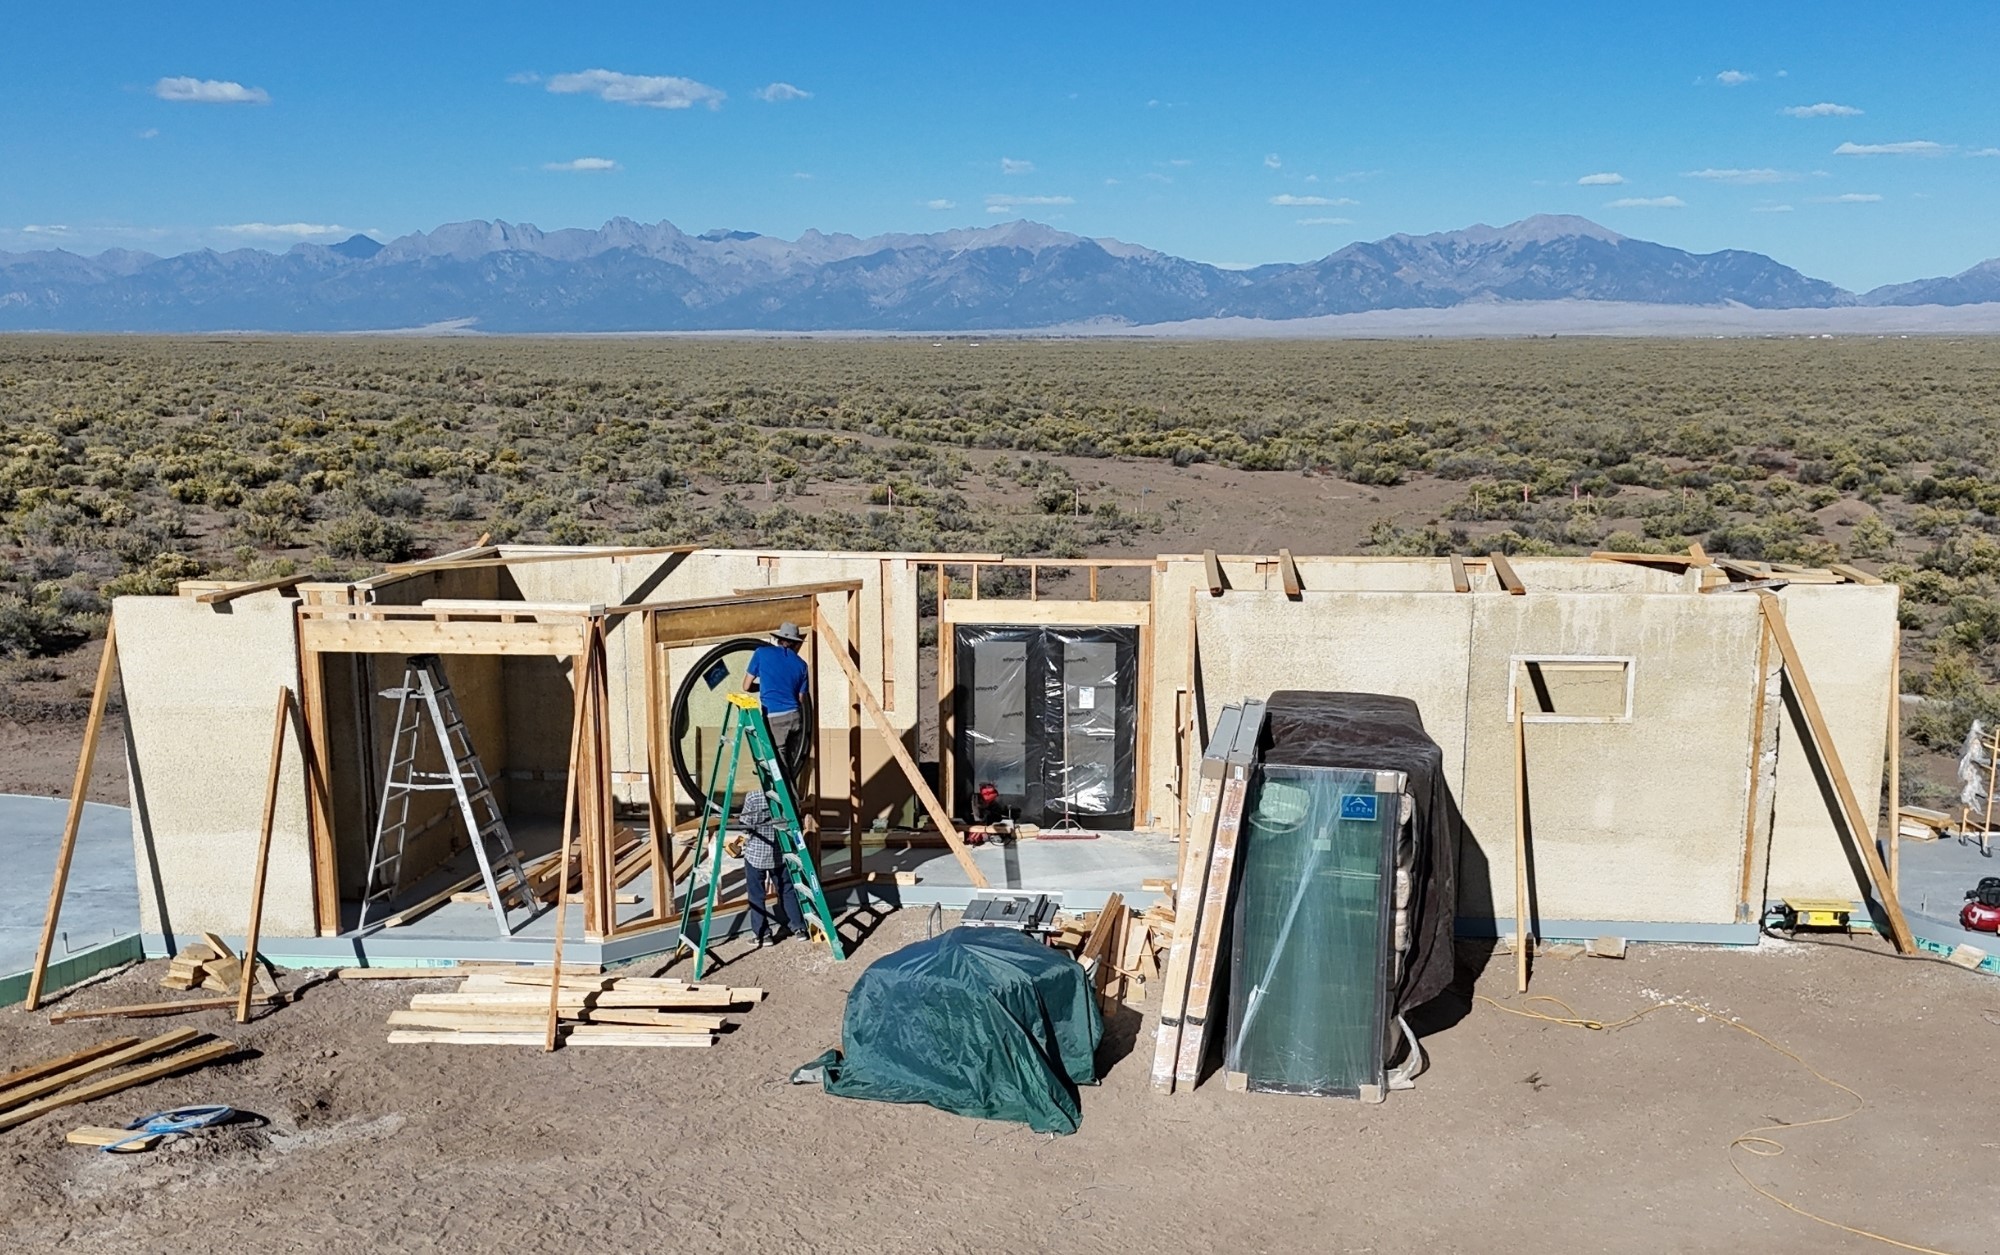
[738,787,806,946]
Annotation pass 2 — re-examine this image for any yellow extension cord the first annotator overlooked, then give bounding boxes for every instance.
[1472,992,1963,1255]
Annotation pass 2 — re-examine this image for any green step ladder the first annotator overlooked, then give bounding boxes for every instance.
[676,693,847,977]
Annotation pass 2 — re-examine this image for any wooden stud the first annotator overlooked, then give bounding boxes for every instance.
[642,611,672,929]
[0,1039,141,1092]
[1449,554,1471,594]
[26,618,119,1011]
[53,995,283,1024]
[1088,566,1100,601]
[1490,552,1527,595]
[545,632,596,1051]
[299,640,341,936]
[846,586,864,878]
[0,1028,199,1113]
[1513,677,1532,994]
[194,574,311,604]
[939,583,957,824]
[1202,549,1225,597]
[1887,627,1901,897]
[815,616,988,889]
[1277,548,1302,599]
[1755,592,1916,954]
[238,686,294,1022]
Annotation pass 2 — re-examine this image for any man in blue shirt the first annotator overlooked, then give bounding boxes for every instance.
[745,620,810,778]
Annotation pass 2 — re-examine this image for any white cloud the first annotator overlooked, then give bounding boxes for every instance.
[1834,140,1948,156]
[1296,217,1353,226]
[1143,172,1173,183]
[1264,153,1282,169]
[1684,167,1795,184]
[1269,194,1357,206]
[1000,157,1034,175]
[545,69,724,110]
[925,198,957,210]
[1333,170,1378,183]
[543,156,619,172]
[1605,196,1686,208]
[217,222,350,239]
[153,77,269,104]
[1577,172,1625,185]
[1751,204,1795,213]
[22,224,71,235]
[1811,192,1882,203]
[1715,69,1755,86]
[1166,158,1193,167]
[984,193,1074,207]
[136,128,159,140]
[1971,147,2000,158]
[1781,102,1862,118]
[505,71,542,85]
[755,82,811,103]
[792,171,812,180]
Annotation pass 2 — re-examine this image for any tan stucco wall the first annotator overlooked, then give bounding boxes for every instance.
[117,592,312,939]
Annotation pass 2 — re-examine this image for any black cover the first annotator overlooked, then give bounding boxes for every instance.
[1259,691,1462,1033]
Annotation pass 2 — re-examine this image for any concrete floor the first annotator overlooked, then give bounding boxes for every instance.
[1894,830,2000,970]
[0,793,138,981]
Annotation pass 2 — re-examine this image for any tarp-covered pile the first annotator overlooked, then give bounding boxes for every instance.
[795,927,1102,1134]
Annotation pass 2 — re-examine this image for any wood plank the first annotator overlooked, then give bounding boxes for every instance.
[1489,552,1527,595]
[1513,681,1531,995]
[193,574,310,604]
[1152,704,1240,1094]
[301,617,588,657]
[239,687,290,1022]
[815,615,989,889]
[728,578,865,599]
[1449,554,1471,593]
[1202,549,1225,597]
[67,1126,164,1152]
[0,1039,141,1092]
[25,619,119,1011]
[1830,563,1883,586]
[1277,549,1302,598]
[408,989,754,1010]
[938,598,1150,627]
[0,1029,200,1114]
[545,631,596,1050]
[641,596,819,645]
[1755,592,1916,954]
[387,1029,711,1047]
[377,871,486,928]
[1173,713,1259,1089]
[332,967,462,980]
[1589,551,1700,568]
[381,545,700,575]
[48,995,283,1024]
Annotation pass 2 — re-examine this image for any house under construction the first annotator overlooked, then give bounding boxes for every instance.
[78,542,1906,973]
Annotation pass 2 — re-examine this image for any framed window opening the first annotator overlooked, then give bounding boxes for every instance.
[1507,656,1635,724]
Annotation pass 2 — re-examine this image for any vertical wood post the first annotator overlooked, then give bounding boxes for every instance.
[544,634,596,1051]
[1886,629,1901,897]
[237,687,293,1022]
[26,620,120,1011]
[845,588,864,877]
[1513,675,1531,994]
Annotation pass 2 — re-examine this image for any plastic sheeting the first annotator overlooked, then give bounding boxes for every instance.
[1963,719,1996,816]
[1222,691,1462,1097]
[954,626,1138,826]
[796,927,1103,1134]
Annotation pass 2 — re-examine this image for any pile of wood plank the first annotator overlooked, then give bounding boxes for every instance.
[0,1030,236,1132]
[383,968,763,1048]
[160,933,277,999]
[1051,892,1179,1010]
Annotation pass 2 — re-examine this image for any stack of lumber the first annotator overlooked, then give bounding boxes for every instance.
[384,968,763,1048]
[0,1030,236,1132]
[160,933,276,998]
[1051,893,1176,1010]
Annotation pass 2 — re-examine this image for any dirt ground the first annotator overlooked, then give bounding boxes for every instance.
[3,914,1995,1255]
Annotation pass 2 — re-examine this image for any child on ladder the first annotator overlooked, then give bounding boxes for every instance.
[738,785,806,947]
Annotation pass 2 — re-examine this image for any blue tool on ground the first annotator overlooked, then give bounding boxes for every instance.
[99,1104,237,1153]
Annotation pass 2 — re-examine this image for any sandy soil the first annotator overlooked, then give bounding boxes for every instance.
[2,914,1994,1255]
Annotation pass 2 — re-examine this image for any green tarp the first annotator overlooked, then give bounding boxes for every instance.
[795,926,1102,1134]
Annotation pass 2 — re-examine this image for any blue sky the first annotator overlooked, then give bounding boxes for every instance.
[2,1,1996,290]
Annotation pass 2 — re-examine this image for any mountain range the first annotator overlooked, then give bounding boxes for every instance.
[2,214,1996,333]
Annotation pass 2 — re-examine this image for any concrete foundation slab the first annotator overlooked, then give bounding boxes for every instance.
[1,794,139,1001]
[1896,834,2000,975]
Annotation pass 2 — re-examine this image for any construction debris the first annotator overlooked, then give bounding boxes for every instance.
[383,970,763,1048]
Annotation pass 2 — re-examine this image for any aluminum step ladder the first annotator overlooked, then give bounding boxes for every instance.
[357,654,538,937]
[676,693,846,977]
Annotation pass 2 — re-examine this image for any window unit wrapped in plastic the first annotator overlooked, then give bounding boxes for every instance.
[952,626,1138,828]
[1223,691,1461,1101]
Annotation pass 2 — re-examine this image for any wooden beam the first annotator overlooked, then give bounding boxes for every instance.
[381,545,700,575]
[194,574,310,605]
[939,598,1150,627]
[51,995,284,1024]
[1275,549,1302,599]
[1887,628,1902,896]
[1755,592,1916,954]
[0,1029,198,1113]
[1513,681,1531,994]
[26,619,119,1011]
[814,616,988,889]
[416,599,603,616]
[1830,563,1883,586]
[1449,554,1471,594]
[300,617,588,657]
[238,687,292,1022]
[0,1039,140,1091]
[1589,551,1701,569]
[0,1038,236,1132]
[1489,552,1527,595]
[545,632,596,1051]
[1202,549,1225,597]
[728,578,865,599]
